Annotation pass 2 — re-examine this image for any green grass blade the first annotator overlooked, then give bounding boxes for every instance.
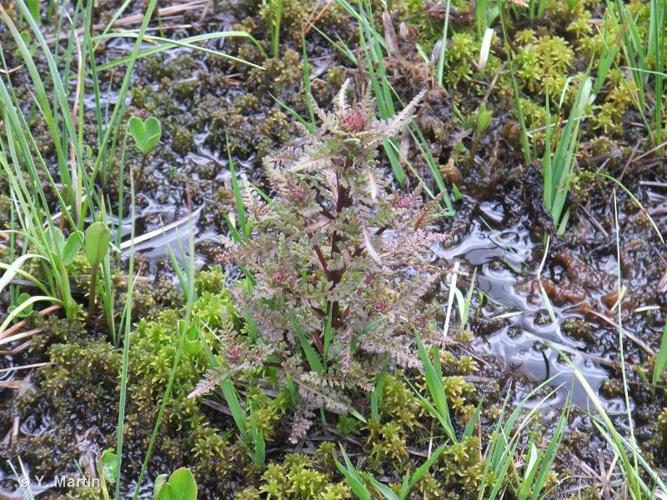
[290,312,324,374]
[94,31,265,71]
[220,378,248,435]
[336,446,372,500]
[652,323,667,385]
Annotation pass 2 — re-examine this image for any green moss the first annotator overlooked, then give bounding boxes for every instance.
[380,374,421,430]
[235,486,262,499]
[516,35,574,99]
[172,126,194,155]
[446,33,479,87]
[192,291,236,330]
[128,292,234,404]
[336,415,363,437]
[196,265,227,294]
[442,376,476,417]
[246,386,290,441]
[248,49,302,91]
[567,171,606,206]
[518,97,547,132]
[588,69,636,136]
[7,339,121,485]
[567,8,593,40]
[28,314,88,349]
[591,102,622,135]
[563,317,594,342]
[438,436,483,494]
[41,340,121,420]
[144,56,176,81]
[249,454,351,499]
[63,485,105,500]
[233,93,260,115]
[657,408,667,462]
[368,420,409,465]
[190,420,239,478]
[314,441,339,473]
[401,0,472,51]
[414,472,445,498]
[173,78,197,101]
[455,355,479,375]
[600,378,624,399]
[441,351,479,376]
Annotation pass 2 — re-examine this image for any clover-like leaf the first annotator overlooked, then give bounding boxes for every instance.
[154,468,197,500]
[128,116,162,155]
[100,449,119,484]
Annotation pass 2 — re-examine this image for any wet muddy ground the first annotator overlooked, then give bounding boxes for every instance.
[1,0,667,498]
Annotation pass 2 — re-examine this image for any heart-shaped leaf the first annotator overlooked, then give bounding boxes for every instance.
[154,468,197,500]
[84,222,111,267]
[153,474,168,499]
[128,116,161,155]
[100,449,119,484]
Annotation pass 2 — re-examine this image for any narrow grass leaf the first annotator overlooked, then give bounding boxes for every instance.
[0,254,45,294]
[290,312,324,374]
[653,323,667,384]
[336,446,371,500]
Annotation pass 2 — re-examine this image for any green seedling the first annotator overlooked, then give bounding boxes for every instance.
[470,103,493,167]
[225,136,250,243]
[515,410,568,499]
[269,0,283,58]
[413,335,456,442]
[97,448,118,500]
[370,363,387,422]
[543,77,592,230]
[290,311,324,374]
[84,221,111,315]
[153,468,198,500]
[372,444,447,500]
[100,449,119,484]
[9,292,34,318]
[476,103,493,136]
[336,446,371,500]
[218,376,267,465]
[337,443,446,500]
[46,227,83,268]
[128,116,161,155]
[451,267,477,334]
[653,323,667,385]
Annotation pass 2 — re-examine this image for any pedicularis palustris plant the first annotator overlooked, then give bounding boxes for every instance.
[195,81,451,441]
